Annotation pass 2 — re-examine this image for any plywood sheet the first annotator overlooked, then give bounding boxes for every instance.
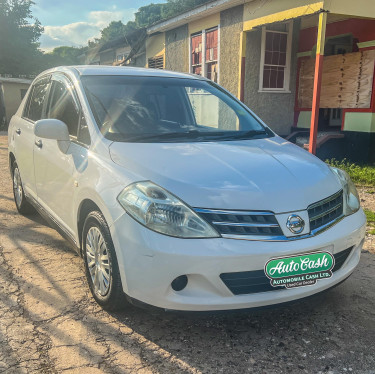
[298,50,375,109]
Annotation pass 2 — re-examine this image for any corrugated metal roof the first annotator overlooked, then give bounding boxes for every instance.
[0,77,32,84]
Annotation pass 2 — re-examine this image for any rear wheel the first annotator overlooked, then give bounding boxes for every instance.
[82,211,127,311]
[12,162,34,215]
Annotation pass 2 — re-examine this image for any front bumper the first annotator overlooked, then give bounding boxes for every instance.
[110,209,366,311]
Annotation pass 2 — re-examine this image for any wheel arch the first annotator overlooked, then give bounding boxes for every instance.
[77,199,102,256]
[9,152,16,171]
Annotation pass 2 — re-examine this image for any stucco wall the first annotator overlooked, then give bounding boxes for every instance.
[131,52,146,68]
[2,82,30,125]
[100,50,115,65]
[244,19,300,135]
[165,25,189,72]
[219,5,243,97]
[146,33,165,67]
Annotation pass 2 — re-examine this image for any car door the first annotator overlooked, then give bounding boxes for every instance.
[14,76,50,200]
[34,73,90,237]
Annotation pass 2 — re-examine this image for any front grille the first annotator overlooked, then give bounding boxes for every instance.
[308,190,343,232]
[220,247,353,295]
[194,209,283,237]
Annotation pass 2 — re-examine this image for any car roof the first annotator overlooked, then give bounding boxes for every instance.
[39,65,204,80]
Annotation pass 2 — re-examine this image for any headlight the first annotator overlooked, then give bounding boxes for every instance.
[330,167,360,216]
[117,181,220,238]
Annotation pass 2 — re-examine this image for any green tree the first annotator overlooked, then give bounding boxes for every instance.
[48,46,83,65]
[100,21,126,43]
[161,0,211,20]
[94,0,212,46]
[135,3,164,28]
[41,46,84,70]
[0,0,44,76]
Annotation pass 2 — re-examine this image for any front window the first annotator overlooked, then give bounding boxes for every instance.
[82,75,272,143]
[47,80,80,137]
[24,78,50,122]
[260,21,293,92]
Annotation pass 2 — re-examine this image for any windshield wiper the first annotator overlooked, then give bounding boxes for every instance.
[120,130,217,142]
[220,129,268,140]
[112,129,269,143]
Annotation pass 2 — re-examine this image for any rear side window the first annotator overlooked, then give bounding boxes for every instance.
[25,81,50,122]
[47,80,80,137]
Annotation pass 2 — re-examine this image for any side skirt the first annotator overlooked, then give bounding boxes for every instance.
[26,194,81,255]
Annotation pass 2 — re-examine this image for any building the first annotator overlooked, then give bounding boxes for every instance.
[79,29,148,67]
[79,36,132,66]
[0,77,32,129]
[140,0,375,162]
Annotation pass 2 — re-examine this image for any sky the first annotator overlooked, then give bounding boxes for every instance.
[32,0,165,51]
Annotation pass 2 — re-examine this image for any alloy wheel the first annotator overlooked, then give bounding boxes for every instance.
[86,226,111,296]
[13,167,23,208]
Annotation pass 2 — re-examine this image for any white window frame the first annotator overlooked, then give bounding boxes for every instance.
[189,25,220,83]
[259,20,293,93]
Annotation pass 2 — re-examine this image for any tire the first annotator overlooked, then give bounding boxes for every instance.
[82,211,127,311]
[11,162,34,215]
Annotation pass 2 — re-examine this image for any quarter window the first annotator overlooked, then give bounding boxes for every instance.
[260,22,293,92]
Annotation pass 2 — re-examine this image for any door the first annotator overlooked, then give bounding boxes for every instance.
[34,73,87,235]
[14,76,50,199]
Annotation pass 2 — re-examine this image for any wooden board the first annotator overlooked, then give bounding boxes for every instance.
[298,50,375,109]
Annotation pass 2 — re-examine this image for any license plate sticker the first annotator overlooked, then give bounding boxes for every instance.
[264,251,335,289]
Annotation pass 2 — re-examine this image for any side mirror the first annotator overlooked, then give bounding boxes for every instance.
[34,119,70,153]
[34,119,70,141]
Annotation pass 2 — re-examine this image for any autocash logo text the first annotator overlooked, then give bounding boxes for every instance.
[265,252,335,289]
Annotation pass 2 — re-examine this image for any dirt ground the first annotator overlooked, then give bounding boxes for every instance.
[358,187,375,253]
[0,133,374,374]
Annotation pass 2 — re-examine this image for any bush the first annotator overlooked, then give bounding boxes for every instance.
[326,159,375,187]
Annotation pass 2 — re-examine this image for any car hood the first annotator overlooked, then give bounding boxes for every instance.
[109,136,341,213]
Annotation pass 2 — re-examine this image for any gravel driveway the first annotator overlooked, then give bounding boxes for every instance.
[0,134,374,374]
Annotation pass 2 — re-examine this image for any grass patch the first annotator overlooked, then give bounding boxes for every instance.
[365,209,375,224]
[326,159,375,187]
[365,209,375,235]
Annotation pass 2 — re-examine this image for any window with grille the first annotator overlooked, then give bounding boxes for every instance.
[191,33,203,76]
[205,27,218,82]
[190,27,219,82]
[260,21,292,91]
[148,55,164,69]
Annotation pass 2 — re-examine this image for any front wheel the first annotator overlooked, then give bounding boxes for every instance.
[12,162,34,215]
[82,211,127,311]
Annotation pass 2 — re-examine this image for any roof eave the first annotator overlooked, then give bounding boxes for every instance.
[147,0,252,35]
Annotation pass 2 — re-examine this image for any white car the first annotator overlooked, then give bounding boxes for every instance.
[8,66,366,312]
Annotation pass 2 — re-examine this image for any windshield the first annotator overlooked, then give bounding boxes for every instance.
[81,75,273,142]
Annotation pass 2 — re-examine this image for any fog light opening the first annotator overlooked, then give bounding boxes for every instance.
[171,275,188,291]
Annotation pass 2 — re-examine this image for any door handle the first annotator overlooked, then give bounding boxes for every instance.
[35,139,43,149]
[15,128,21,135]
